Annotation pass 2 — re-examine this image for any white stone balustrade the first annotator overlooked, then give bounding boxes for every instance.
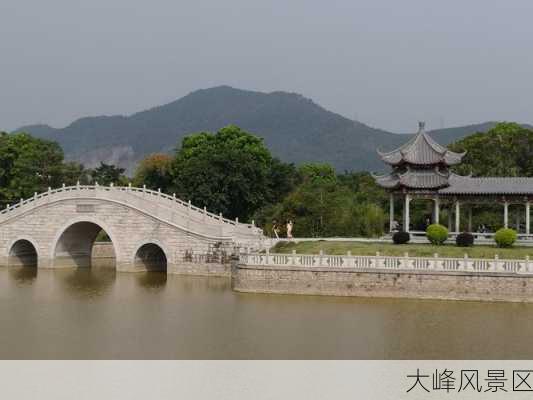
[240,251,533,276]
[0,184,263,242]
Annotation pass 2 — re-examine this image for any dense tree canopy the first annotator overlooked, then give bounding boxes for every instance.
[171,125,297,220]
[0,132,67,203]
[133,153,173,192]
[89,162,127,186]
[61,161,91,185]
[450,122,533,177]
[254,168,387,238]
[0,132,129,206]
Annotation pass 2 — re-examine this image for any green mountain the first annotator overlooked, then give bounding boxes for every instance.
[15,86,501,173]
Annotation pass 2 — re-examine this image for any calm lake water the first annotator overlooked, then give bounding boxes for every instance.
[2,265,533,359]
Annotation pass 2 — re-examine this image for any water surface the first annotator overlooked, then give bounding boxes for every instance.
[1,266,532,359]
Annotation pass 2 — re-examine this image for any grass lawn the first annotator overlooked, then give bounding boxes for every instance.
[272,240,533,260]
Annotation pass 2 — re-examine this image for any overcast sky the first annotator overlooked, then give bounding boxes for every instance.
[1,0,533,133]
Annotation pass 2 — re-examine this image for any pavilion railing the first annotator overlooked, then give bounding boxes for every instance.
[240,250,533,275]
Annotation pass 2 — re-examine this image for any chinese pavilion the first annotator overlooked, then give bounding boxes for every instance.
[373,122,533,237]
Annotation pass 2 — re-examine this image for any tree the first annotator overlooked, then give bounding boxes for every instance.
[298,163,336,184]
[133,153,173,192]
[61,161,91,185]
[89,162,127,186]
[449,122,533,177]
[338,172,388,206]
[0,132,66,203]
[266,158,301,205]
[171,125,295,220]
[0,132,126,205]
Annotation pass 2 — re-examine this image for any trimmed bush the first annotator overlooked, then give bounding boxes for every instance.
[494,228,518,248]
[426,224,448,245]
[392,231,410,245]
[456,232,474,247]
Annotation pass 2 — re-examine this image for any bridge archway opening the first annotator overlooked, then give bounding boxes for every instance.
[8,240,38,267]
[134,243,167,272]
[54,222,116,268]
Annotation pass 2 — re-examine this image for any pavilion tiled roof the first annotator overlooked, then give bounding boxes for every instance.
[439,175,533,195]
[374,169,451,190]
[377,122,465,166]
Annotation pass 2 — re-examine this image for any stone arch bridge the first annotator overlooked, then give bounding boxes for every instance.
[0,185,264,273]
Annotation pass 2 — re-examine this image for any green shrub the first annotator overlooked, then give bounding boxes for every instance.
[392,231,410,244]
[426,224,448,245]
[456,232,474,247]
[494,228,517,248]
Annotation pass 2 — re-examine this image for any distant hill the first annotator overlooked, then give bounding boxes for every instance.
[14,86,504,174]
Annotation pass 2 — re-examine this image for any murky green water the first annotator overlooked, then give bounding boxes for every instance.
[1,266,533,359]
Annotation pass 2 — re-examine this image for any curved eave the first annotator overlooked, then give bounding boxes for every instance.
[372,173,400,189]
[376,149,403,165]
[443,150,466,166]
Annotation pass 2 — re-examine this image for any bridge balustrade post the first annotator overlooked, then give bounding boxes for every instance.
[76,181,80,189]
[48,187,51,194]
[235,217,238,224]
[203,206,206,221]
[143,185,146,194]
[20,198,23,205]
[34,192,37,201]
[128,182,132,190]
[62,183,65,189]
[158,188,161,195]
[110,182,114,188]
[251,219,255,226]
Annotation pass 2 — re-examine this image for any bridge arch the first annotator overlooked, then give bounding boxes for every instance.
[51,217,119,268]
[0,185,263,271]
[7,237,39,267]
[134,241,168,272]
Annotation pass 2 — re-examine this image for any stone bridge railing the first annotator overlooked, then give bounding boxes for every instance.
[240,250,533,276]
[0,184,263,242]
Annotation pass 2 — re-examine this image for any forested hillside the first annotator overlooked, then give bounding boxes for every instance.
[16,86,501,173]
